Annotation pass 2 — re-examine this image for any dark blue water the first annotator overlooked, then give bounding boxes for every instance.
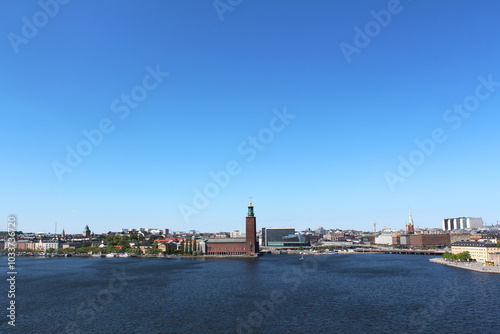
[3,254,500,333]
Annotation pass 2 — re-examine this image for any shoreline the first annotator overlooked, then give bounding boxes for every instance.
[5,251,436,259]
[4,253,260,259]
[429,257,500,274]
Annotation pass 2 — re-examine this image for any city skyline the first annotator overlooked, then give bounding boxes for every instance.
[2,1,500,234]
[7,204,492,235]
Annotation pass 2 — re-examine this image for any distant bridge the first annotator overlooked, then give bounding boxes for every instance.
[354,248,445,255]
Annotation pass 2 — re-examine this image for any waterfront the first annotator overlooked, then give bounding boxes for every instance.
[430,257,500,274]
[4,254,500,333]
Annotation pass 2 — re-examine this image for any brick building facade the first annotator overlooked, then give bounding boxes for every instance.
[206,202,258,255]
[409,233,450,247]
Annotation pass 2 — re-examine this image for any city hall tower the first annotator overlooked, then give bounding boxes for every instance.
[246,201,258,254]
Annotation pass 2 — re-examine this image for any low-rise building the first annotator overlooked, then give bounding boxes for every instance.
[36,238,62,251]
[157,241,178,252]
[375,233,394,245]
[451,241,498,263]
[323,233,346,242]
[9,240,36,250]
[262,227,296,247]
[62,242,83,249]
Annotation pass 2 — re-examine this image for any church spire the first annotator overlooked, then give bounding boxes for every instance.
[408,205,413,226]
[406,205,414,234]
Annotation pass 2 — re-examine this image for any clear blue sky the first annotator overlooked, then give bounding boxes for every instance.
[1,0,499,234]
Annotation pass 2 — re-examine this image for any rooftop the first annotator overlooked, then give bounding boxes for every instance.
[452,241,497,247]
[206,238,246,243]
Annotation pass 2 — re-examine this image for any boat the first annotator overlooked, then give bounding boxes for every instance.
[299,253,304,261]
[119,253,130,258]
[106,253,115,258]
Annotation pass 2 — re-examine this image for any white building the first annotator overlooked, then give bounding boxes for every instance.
[230,230,245,238]
[443,217,483,231]
[375,233,395,245]
[36,239,61,251]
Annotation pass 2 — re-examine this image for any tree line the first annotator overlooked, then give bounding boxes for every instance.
[442,251,471,261]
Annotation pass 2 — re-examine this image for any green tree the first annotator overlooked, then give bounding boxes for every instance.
[146,247,161,255]
[180,241,185,255]
[443,251,471,261]
[118,239,131,251]
[442,251,452,260]
[458,251,471,261]
[497,239,500,248]
[298,246,304,251]
[76,246,90,254]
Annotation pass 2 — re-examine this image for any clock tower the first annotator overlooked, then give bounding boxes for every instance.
[245,202,258,254]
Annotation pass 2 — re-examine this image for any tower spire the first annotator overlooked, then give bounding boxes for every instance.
[247,198,254,217]
[406,205,414,234]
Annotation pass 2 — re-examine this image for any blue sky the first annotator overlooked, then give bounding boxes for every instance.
[1,0,499,234]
